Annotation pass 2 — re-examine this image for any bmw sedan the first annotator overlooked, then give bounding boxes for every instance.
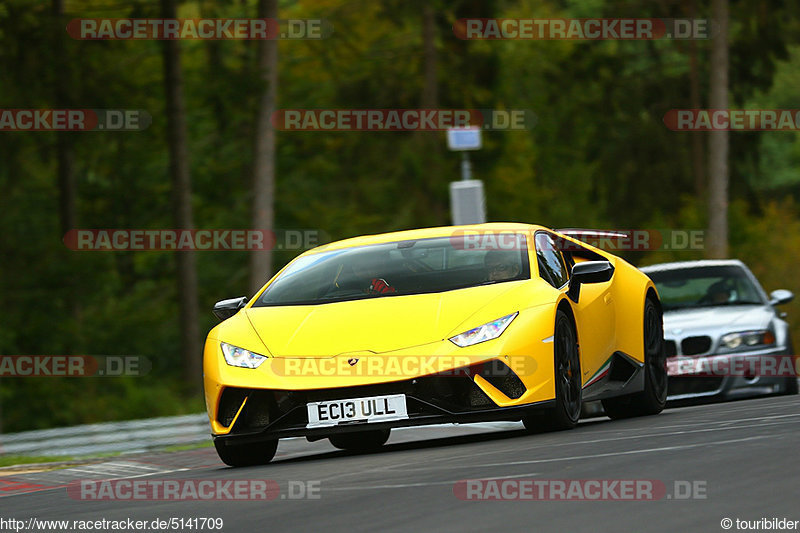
[640,260,797,402]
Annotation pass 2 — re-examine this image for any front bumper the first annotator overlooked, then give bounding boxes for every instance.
[204,306,561,439]
[666,346,796,401]
[210,377,555,444]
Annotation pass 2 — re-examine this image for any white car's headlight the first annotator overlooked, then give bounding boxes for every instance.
[719,330,775,350]
[221,342,268,368]
[449,312,518,348]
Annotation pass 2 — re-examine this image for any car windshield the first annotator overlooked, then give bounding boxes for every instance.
[646,265,765,311]
[254,234,530,306]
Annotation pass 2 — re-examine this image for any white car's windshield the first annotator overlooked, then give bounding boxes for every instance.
[647,265,765,311]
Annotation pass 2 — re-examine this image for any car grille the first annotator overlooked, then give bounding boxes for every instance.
[668,376,723,396]
[681,336,712,356]
[219,374,503,435]
[665,340,678,358]
[278,375,496,414]
[217,358,532,435]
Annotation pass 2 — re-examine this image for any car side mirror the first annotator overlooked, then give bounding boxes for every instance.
[213,296,248,321]
[568,261,615,303]
[769,289,794,306]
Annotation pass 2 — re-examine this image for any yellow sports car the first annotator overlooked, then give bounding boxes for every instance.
[204,223,666,466]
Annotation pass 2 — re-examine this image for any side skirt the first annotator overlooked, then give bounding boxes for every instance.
[581,351,644,401]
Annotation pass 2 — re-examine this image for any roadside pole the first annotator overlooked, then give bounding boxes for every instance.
[447,127,486,225]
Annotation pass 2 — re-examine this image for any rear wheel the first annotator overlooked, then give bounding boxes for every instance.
[602,296,667,419]
[329,429,391,451]
[524,309,581,432]
[214,438,277,467]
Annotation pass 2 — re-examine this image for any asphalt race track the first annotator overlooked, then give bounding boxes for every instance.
[3,395,799,533]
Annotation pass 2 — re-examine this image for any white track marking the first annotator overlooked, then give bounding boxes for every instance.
[322,435,772,492]
[325,471,542,492]
[442,435,768,469]
[370,417,798,471]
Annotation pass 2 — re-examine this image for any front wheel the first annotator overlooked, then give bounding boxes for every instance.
[329,429,391,451]
[602,296,667,419]
[214,438,278,467]
[524,309,581,432]
[781,343,798,395]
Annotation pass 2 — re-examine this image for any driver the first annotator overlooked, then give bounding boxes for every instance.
[484,250,521,282]
[351,254,396,294]
[705,280,731,304]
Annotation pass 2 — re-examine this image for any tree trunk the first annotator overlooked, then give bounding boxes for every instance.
[688,0,705,198]
[203,0,228,134]
[52,0,81,351]
[161,0,201,393]
[53,0,75,234]
[422,5,438,109]
[706,0,729,258]
[248,0,279,294]
[419,4,445,223]
[56,136,76,233]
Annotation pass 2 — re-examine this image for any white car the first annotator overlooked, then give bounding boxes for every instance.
[641,260,797,401]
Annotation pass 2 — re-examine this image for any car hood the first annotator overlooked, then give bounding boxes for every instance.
[244,282,530,357]
[662,305,773,336]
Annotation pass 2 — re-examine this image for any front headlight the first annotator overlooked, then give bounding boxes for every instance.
[220,342,267,368]
[719,330,775,350]
[449,312,518,348]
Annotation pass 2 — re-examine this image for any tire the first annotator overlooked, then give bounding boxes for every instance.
[524,309,581,432]
[602,296,667,419]
[781,343,798,395]
[214,438,278,467]
[329,429,391,451]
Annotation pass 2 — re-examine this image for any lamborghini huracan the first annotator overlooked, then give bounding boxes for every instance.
[204,223,667,466]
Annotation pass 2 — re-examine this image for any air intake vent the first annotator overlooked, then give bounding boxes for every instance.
[468,385,494,407]
[235,390,273,432]
[217,387,248,427]
[476,360,526,399]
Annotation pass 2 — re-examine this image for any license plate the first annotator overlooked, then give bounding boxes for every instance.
[306,394,408,428]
